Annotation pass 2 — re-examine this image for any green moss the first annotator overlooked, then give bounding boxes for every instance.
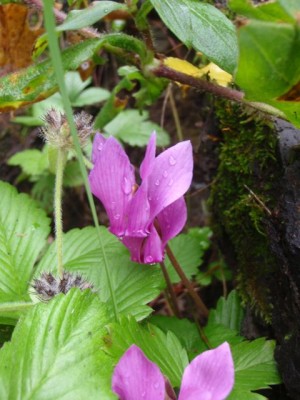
[210,100,283,320]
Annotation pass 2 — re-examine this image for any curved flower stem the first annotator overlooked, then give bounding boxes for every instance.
[54,148,66,279]
[165,244,209,318]
[160,261,181,318]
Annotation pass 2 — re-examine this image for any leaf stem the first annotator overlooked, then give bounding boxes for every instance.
[54,148,65,278]
[43,0,119,320]
[159,261,181,318]
[165,244,209,318]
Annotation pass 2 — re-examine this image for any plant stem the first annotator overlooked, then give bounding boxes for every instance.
[165,244,209,318]
[44,0,119,320]
[160,261,181,318]
[168,85,184,142]
[54,148,65,279]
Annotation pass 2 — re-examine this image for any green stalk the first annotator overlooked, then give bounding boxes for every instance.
[54,148,65,278]
[43,0,118,320]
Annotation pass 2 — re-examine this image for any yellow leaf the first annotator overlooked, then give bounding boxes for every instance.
[163,57,232,87]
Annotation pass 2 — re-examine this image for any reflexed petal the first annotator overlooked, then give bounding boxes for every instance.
[89,136,135,237]
[112,345,165,400]
[147,141,193,222]
[157,197,187,247]
[122,236,144,263]
[178,342,234,400]
[91,133,107,164]
[125,183,150,237]
[140,132,156,180]
[141,224,164,263]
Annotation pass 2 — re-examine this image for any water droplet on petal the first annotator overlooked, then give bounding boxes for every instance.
[145,255,153,263]
[97,143,103,151]
[114,214,120,220]
[148,196,152,201]
[163,170,168,178]
[155,179,160,186]
[122,176,132,195]
[169,155,176,165]
[111,201,116,210]
[153,382,159,389]
[141,391,146,397]
[168,179,174,186]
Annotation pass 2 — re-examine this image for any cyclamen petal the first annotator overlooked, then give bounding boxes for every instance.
[146,140,193,222]
[157,197,187,248]
[112,345,165,400]
[178,342,234,400]
[89,136,135,237]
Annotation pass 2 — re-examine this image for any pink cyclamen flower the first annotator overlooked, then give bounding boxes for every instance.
[112,342,234,400]
[89,132,193,264]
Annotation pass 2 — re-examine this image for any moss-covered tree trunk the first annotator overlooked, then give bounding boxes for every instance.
[210,101,300,399]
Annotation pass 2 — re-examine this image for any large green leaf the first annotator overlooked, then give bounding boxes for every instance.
[0,39,100,111]
[36,226,162,320]
[57,1,127,31]
[0,181,50,304]
[0,290,115,400]
[228,339,281,400]
[150,0,238,73]
[235,19,300,128]
[105,316,188,387]
[229,0,293,22]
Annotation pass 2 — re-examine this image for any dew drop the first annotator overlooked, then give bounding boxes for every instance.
[141,391,146,397]
[163,170,168,178]
[148,196,152,201]
[111,201,116,210]
[97,143,103,151]
[168,179,174,186]
[153,382,159,389]
[145,255,153,263]
[169,155,176,165]
[155,179,160,186]
[122,176,132,195]
[114,214,120,220]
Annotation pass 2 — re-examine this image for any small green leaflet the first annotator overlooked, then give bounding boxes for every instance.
[56,1,127,31]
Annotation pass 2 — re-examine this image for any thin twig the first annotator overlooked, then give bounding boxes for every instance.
[244,184,272,216]
[168,85,184,142]
[153,64,244,103]
[160,261,181,318]
[166,244,209,318]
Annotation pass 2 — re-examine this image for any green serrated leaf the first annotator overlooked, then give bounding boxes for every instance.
[57,2,127,31]
[209,290,245,331]
[0,181,50,304]
[8,149,49,178]
[105,316,189,387]
[149,315,202,359]
[163,232,207,283]
[0,290,115,400]
[228,338,281,399]
[150,0,238,73]
[36,227,162,320]
[103,110,170,147]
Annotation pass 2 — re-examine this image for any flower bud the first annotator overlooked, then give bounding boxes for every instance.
[40,108,93,150]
